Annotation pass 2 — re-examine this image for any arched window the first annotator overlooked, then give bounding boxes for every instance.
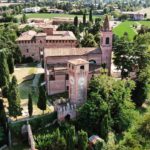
[80,65,84,70]
[106,37,110,45]
[89,60,96,64]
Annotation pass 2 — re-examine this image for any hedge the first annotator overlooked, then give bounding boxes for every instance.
[9,112,57,138]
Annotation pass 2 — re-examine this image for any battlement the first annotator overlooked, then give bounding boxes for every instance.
[57,103,77,121]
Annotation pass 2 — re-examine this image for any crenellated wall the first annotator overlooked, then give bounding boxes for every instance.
[57,103,77,121]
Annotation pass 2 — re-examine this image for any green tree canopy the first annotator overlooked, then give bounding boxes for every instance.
[8,76,22,119]
[28,93,33,117]
[81,32,97,47]
[77,75,137,139]
[0,49,10,88]
[78,130,88,150]
[37,86,47,114]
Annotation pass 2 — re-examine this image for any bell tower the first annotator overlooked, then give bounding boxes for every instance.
[100,15,113,74]
[68,59,89,105]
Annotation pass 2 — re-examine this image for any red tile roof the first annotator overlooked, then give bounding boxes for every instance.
[44,47,101,57]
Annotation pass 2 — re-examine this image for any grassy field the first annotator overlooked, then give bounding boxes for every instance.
[16,13,101,20]
[113,21,150,41]
[139,21,150,27]
[12,63,52,119]
[113,21,137,41]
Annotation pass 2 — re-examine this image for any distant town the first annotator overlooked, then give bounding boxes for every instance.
[0,0,150,150]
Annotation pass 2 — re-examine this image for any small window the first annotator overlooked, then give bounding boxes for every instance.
[40,40,42,43]
[66,86,69,91]
[66,74,69,80]
[26,49,29,53]
[49,75,55,80]
[106,37,110,45]
[80,65,84,70]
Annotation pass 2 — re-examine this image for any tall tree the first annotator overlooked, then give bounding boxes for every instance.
[78,130,88,150]
[83,11,86,25]
[89,9,93,23]
[132,65,150,106]
[113,34,134,79]
[28,93,33,117]
[74,16,78,27]
[8,76,22,119]
[65,126,76,150]
[81,32,97,47]
[37,86,47,114]
[7,53,14,74]
[78,75,136,135]
[0,99,7,131]
[0,50,9,88]
[21,13,27,24]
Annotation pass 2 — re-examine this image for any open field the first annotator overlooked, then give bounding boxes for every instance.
[16,13,101,20]
[139,21,150,27]
[113,21,137,40]
[113,21,150,40]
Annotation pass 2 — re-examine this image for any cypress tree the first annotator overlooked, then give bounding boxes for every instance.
[83,13,86,25]
[65,126,76,150]
[78,130,88,150]
[7,54,14,74]
[22,13,27,23]
[89,9,93,23]
[0,99,7,131]
[28,93,33,117]
[100,112,111,141]
[0,50,9,88]
[37,86,47,114]
[8,76,22,119]
[74,16,78,27]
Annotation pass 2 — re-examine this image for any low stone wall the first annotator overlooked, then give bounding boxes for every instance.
[27,123,36,150]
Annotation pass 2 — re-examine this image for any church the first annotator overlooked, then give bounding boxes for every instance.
[44,15,113,96]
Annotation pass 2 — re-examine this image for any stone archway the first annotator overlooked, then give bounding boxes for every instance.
[65,114,71,121]
[89,60,96,64]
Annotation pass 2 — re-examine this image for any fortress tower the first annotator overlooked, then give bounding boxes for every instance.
[100,15,113,74]
[68,59,89,105]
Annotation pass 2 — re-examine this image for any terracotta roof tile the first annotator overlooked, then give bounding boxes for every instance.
[44,47,101,57]
[68,59,89,65]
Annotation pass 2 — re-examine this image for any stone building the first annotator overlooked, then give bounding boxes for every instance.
[122,11,144,20]
[16,27,77,61]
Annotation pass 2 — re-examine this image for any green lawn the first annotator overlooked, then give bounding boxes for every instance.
[16,13,101,20]
[139,21,150,27]
[113,21,150,41]
[113,21,137,41]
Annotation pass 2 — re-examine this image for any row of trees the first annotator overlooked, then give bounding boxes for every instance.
[77,75,137,140]
[35,125,90,150]
[113,32,150,106]
[57,9,101,47]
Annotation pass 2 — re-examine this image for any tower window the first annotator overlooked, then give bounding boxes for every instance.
[106,37,110,45]
[26,49,29,53]
[49,75,55,80]
[80,65,84,70]
[66,74,69,80]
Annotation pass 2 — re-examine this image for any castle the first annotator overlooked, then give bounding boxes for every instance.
[44,15,113,96]
[17,16,113,121]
